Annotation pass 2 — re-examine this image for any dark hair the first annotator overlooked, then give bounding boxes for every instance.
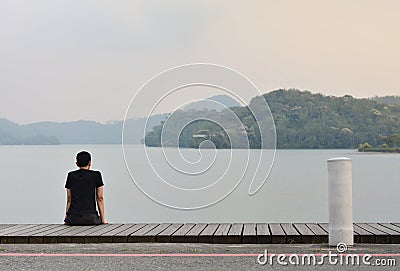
[76,151,91,167]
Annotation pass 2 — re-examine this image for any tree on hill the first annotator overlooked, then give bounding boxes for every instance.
[383,134,400,148]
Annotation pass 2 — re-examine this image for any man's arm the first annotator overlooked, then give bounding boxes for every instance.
[65,189,71,219]
[96,186,107,224]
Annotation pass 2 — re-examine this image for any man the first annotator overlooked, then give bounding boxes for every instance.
[64,151,107,225]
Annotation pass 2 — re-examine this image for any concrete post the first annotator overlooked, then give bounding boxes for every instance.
[327,157,354,246]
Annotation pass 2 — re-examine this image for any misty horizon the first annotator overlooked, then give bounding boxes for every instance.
[1,89,399,125]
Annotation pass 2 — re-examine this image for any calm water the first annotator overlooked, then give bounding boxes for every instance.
[0,145,398,223]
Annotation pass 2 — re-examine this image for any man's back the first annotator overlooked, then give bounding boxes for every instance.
[65,169,104,215]
[64,151,106,225]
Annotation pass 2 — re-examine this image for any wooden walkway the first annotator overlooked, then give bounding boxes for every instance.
[0,223,400,244]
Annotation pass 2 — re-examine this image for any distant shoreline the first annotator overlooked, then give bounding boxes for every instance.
[358,147,400,153]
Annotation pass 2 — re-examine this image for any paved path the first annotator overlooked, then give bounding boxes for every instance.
[0,243,399,270]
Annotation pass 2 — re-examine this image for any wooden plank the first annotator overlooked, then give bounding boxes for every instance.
[72,225,109,236]
[101,224,135,236]
[369,223,400,244]
[269,223,285,244]
[306,223,328,234]
[185,223,207,236]
[99,224,136,243]
[170,223,196,243]
[156,224,184,243]
[137,224,171,242]
[213,223,232,244]
[66,224,108,244]
[281,223,301,243]
[128,224,159,242]
[367,223,399,234]
[352,224,374,243]
[113,224,147,243]
[114,224,147,236]
[86,224,124,236]
[42,225,87,243]
[242,223,256,244]
[22,224,57,234]
[57,226,99,243]
[379,223,400,233]
[293,223,314,235]
[198,223,219,243]
[226,223,243,244]
[256,223,271,244]
[294,223,315,243]
[69,224,118,243]
[32,225,70,236]
[306,223,328,243]
[43,225,74,244]
[318,223,329,233]
[17,224,60,244]
[356,223,389,243]
[129,224,158,236]
[0,224,37,236]
[30,225,71,244]
[44,225,91,236]
[180,223,207,243]
[357,223,390,243]
[392,223,400,229]
[4,224,49,236]
[0,225,15,231]
[2,225,52,244]
[85,224,124,243]
[145,224,171,236]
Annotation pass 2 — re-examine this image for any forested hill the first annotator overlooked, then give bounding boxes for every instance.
[372,95,400,106]
[145,89,400,149]
[260,89,400,148]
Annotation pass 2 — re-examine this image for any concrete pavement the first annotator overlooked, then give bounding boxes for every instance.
[0,243,398,270]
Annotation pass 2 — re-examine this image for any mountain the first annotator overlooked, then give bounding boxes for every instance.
[145,89,400,149]
[183,95,240,111]
[0,114,168,145]
[0,119,60,145]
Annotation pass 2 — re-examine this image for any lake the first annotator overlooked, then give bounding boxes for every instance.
[0,145,398,223]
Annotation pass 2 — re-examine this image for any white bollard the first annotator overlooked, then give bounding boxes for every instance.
[327,157,354,247]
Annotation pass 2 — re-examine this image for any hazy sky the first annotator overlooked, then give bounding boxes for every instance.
[1,0,399,123]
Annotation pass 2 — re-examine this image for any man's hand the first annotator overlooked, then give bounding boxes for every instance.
[64,215,69,225]
[102,219,108,224]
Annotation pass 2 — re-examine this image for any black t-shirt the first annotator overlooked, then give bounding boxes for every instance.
[65,169,104,215]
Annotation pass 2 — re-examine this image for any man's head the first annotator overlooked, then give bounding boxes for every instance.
[76,151,91,168]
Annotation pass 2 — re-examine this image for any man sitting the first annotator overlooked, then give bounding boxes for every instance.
[64,151,107,225]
